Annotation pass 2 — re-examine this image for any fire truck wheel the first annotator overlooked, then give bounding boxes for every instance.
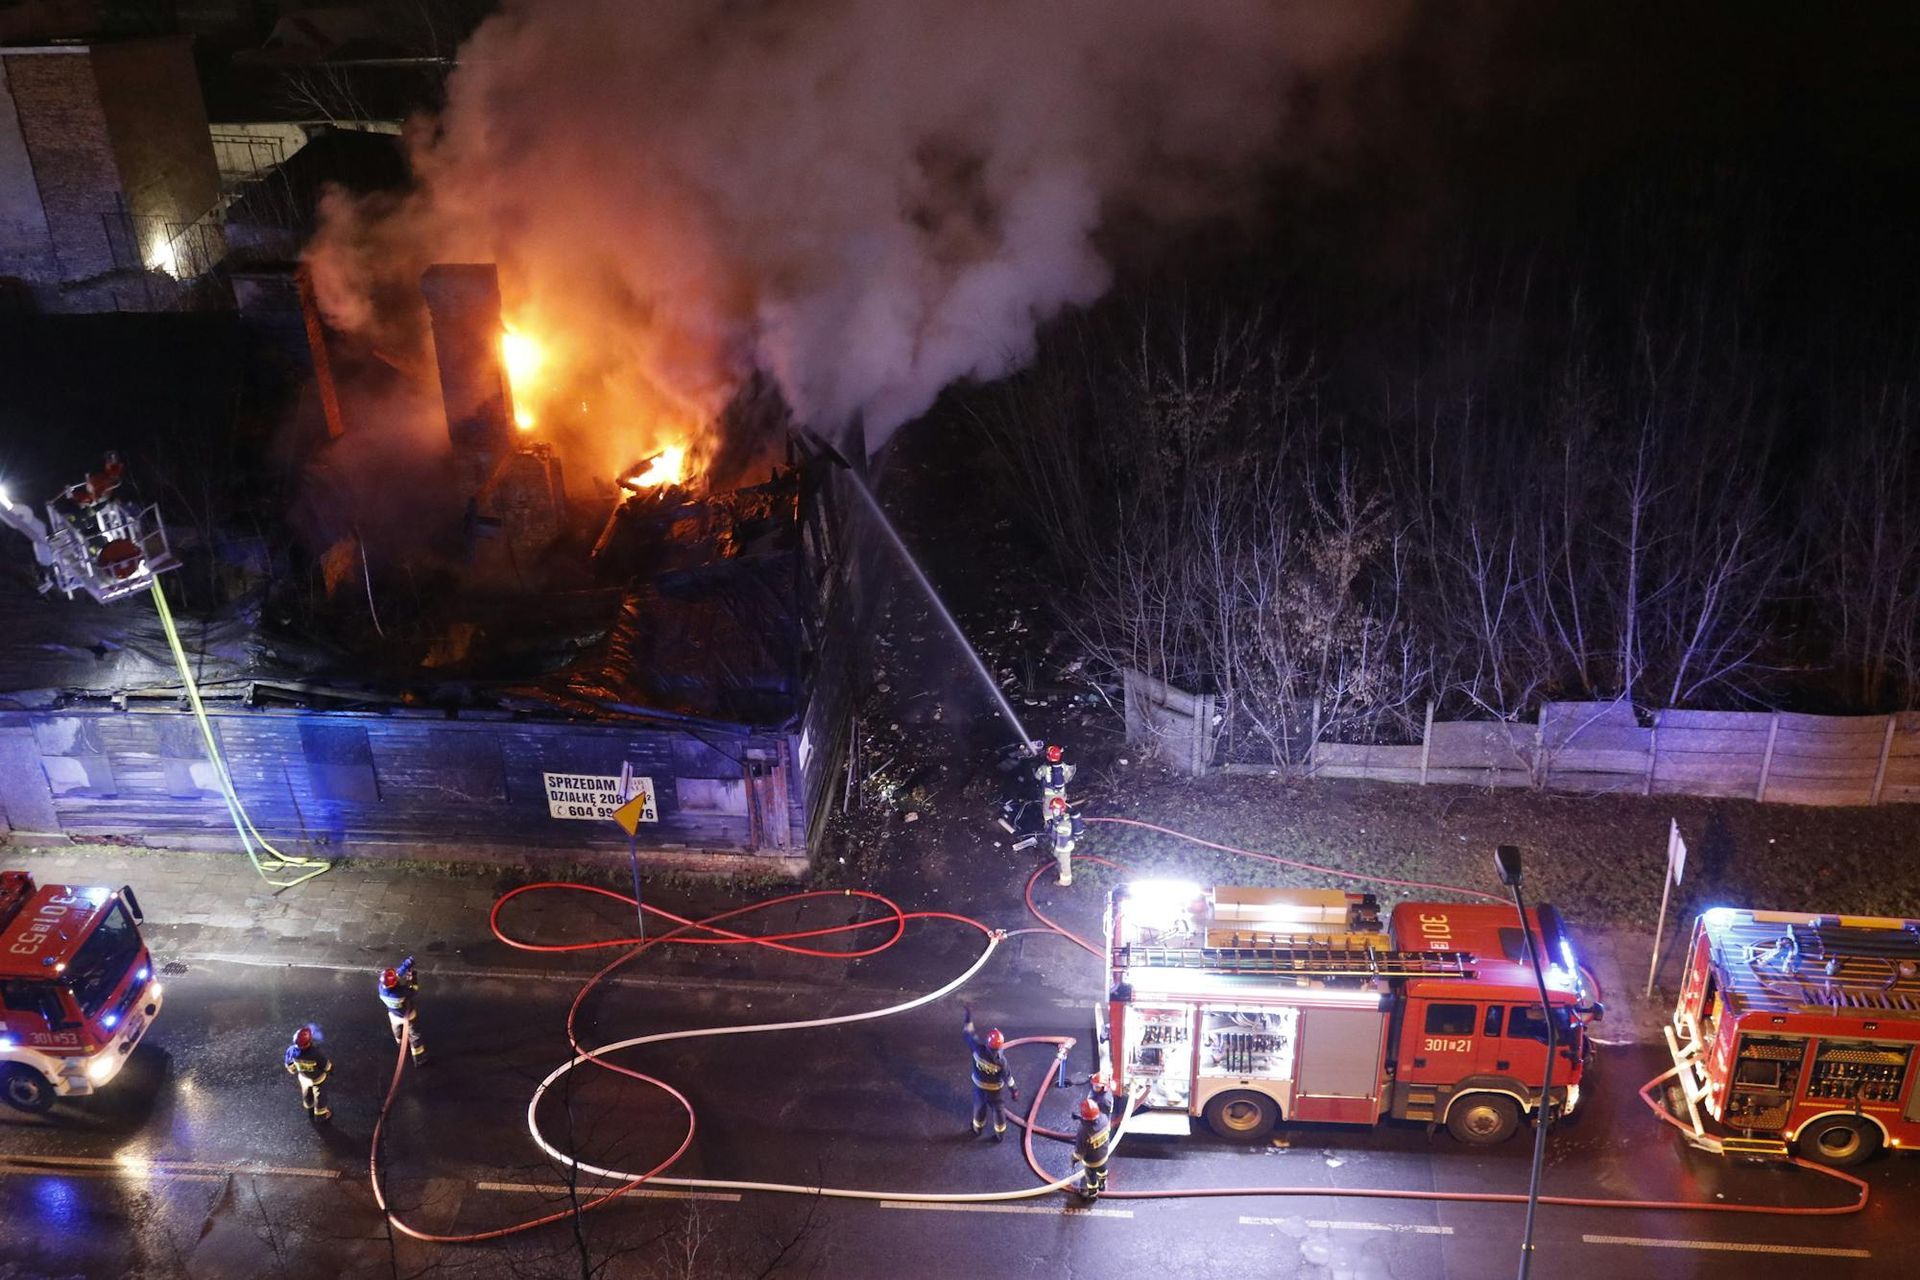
[1203,1090,1278,1138]
[1796,1115,1882,1167]
[1445,1093,1521,1145]
[1,1066,56,1114]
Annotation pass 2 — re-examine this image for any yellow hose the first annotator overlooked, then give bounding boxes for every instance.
[152,579,331,888]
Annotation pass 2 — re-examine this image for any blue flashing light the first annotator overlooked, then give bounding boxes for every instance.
[137,966,150,983]
[102,1013,119,1030]
[1703,907,1738,928]
[0,1035,14,1049]
[1558,937,1578,973]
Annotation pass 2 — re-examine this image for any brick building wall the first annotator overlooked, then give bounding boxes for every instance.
[0,36,219,299]
[0,46,117,282]
[92,38,218,242]
[0,57,57,279]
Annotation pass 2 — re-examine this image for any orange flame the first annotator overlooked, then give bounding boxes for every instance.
[500,326,544,430]
[620,445,688,491]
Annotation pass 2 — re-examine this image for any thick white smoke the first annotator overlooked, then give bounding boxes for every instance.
[308,0,1410,460]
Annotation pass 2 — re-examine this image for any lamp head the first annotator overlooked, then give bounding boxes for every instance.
[1494,844,1524,888]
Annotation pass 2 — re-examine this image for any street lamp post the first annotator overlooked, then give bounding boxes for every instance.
[1493,844,1555,1280]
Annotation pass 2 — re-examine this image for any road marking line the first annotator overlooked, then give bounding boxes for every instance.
[1240,1216,1452,1235]
[175,952,848,999]
[880,1200,1132,1218]
[0,1165,229,1185]
[0,1154,338,1180]
[1581,1234,1869,1259]
[478,1180,739,1203]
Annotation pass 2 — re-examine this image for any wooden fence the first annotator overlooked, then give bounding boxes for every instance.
[0,703,810,862]
[1308,701,1920,806]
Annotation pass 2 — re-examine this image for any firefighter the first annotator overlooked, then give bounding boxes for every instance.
[1071,1095,1112,1199]
[1048,795,1076,887]
[377,957,427,1065]
[1085,1070,1117,1120]
[284,1025,332,1122]
[963,1004,1018,1141]
[1033,744,1075,810]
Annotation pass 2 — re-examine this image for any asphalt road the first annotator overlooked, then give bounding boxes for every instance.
[0,894,1914,1280]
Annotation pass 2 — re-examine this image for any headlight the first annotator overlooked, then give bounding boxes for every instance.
[1563,1083,1581,1114]
[86,1055,118,1084]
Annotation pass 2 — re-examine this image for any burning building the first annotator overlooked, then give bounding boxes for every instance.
[0,263,873,870]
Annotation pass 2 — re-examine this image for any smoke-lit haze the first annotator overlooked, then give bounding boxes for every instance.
[308,0,1410,468]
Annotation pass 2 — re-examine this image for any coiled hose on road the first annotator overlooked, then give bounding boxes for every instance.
[366,826,1869,1245]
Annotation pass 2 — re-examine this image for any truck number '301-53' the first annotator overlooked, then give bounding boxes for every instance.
[1424,1038,1473,1053]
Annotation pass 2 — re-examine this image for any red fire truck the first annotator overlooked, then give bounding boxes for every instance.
[1667,907,1920,1166]
[1102,882,1597,1144]
[0,871,163,1113]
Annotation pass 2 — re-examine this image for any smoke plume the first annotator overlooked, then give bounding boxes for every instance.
[308,0,1410,464]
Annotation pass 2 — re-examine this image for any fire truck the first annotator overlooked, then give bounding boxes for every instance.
[1667,907,1920,1166]
[0,871,163,1113]
[1102,882,1596,1144]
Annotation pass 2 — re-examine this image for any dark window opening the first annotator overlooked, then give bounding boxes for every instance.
[1424,1003,1476,1036]
[1,978,68,1027]
[67,901,140,1019]
[1483,1006,1505,1037]
[1507,1005,1576,1043]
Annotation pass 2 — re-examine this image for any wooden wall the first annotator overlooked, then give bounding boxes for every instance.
[0,704,807,862]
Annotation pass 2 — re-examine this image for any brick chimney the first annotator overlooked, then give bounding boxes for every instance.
[420,263,515,490]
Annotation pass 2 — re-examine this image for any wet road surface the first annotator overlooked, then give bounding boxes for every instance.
[1,892,1915,1279]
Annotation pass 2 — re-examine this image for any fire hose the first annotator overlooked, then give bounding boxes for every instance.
[366,837,1867,1245]
[151,579,331,888]
[370,889,1117,1243]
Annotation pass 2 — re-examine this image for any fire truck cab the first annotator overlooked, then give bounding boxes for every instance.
[1103,881,1592,1145]
[0,871,163,1113]
[1668,907,1920,1166]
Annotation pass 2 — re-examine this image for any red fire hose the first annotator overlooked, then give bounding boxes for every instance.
[366,826,1868,1245]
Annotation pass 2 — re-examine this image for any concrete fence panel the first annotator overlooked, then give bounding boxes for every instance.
[1122,669,1217,778]
[1303,701,1920,808]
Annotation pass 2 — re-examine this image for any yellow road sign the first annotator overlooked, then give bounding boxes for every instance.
[613,789,655,835]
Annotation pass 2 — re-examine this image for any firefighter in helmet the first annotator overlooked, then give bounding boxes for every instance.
[1072,1095,1113,1199]
[1033,744,1075,810]
[963,1004,1018,1141]
[1048,795,1077,887]
[1085,1070,1117,1120]
[377,957,427,1065]
[284,1025,332,1122]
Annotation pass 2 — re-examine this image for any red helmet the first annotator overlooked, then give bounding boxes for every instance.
[381,967,401,990]
[293,1026,313,1049]
[986,1029,1006,1051]
[1090,1072,1110,1093]
[1046,744,1064,763]
[1049,795,1068,813]
[1079,1097,1102,1121]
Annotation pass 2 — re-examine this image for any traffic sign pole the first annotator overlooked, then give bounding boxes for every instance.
[617,763,645,943]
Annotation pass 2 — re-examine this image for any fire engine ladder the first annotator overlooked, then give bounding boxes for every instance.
[1662,1020,1713,1141]
[1121,942,1477,979]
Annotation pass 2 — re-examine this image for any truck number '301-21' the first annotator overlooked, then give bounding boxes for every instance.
[1424,1038,1473,1053]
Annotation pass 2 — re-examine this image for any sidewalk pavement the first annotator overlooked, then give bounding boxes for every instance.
[0,842,997,1000]
[2,840,1687,1043]
[5,843,507,971]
